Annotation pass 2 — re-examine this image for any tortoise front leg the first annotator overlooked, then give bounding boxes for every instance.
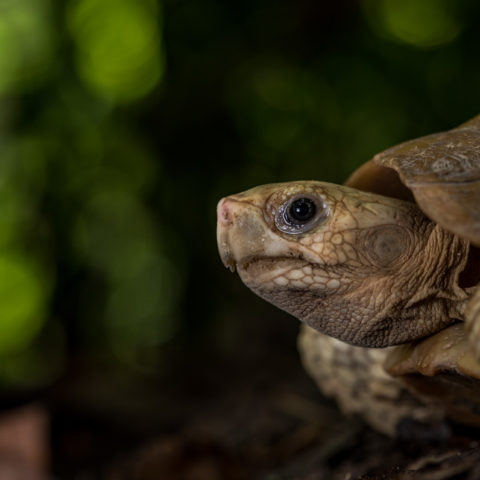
[465,286,480,358]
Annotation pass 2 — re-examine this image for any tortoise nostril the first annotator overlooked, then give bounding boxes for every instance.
[217,198,232,225]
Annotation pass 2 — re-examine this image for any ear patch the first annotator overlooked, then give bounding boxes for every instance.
[362,225,411,268]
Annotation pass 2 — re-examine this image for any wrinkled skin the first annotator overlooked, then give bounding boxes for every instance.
[217,181,474,348]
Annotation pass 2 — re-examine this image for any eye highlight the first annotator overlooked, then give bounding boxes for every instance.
[275,194,329,234]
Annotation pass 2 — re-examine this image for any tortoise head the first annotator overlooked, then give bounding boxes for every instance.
[217,180,469,347]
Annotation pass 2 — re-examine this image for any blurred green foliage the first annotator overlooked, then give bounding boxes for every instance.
[0,0,54,93]
[364,0,464,48]
[0,0,479,388]
[67,0,164,101]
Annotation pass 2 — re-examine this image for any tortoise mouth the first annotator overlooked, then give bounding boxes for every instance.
[237,256,312,285]
[239,255,310,273]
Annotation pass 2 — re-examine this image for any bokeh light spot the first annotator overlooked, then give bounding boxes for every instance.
[67,0,165,102]
[364,0,463,48]
[106,254,179,360]
[0,321,66,387]
[75,188,181,364]
[0,0,53,94]
[0,187,28,248]
[75,189,157,278]
[0,254,49,355]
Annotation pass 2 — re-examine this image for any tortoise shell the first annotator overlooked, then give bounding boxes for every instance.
[344,115,480,425]
[346,114,480,246]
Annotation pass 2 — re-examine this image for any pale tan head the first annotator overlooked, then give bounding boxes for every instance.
[217,181,469,347]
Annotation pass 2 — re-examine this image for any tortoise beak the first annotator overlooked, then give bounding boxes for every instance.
[217,197,237,272]
[216,195,272,273]
[216,191,289,276]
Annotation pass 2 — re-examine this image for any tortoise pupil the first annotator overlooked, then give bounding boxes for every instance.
[275,193,329,234]
[288,198,316,223]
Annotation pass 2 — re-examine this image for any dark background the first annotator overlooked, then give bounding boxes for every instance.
[1,0,480,476]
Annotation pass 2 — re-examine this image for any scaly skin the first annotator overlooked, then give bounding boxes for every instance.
[217,181,471,348]
[297,324,443,435]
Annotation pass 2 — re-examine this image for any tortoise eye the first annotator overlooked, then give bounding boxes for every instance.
[275,194,329,234]
[288,198,316,223]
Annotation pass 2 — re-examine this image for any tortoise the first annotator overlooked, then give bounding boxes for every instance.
[216,114,480,435]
